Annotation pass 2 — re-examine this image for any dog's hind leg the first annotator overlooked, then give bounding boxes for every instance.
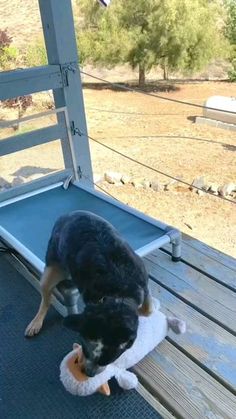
[25,265,65,337]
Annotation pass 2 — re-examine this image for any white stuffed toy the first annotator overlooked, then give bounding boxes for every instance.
[60,299,186,396]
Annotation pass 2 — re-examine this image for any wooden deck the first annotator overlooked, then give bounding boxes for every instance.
[135,234,236,418]
[3,233,236,418]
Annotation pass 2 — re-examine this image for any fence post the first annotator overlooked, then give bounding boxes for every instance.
[39,0,93,184]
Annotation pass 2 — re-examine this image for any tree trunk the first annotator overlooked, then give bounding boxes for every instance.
[16,102,24,131]
[139,65,145,87]
[163,64,169,80]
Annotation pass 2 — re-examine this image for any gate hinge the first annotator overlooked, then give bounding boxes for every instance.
[77,166,83,179]
[61,63,77,87]
[70,121,82,136]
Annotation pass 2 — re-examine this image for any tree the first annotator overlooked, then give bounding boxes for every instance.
[77,0,227,85]
[225,0,236,80]
[3,96,33,130]
[0,29,18,70]
[225,0,236,44]
[24,38,47,67]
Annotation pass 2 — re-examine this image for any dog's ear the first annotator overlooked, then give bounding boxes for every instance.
[63,314,84,332]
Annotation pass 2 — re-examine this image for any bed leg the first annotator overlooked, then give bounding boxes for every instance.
[56,280,81,315]
[167,229,182,262]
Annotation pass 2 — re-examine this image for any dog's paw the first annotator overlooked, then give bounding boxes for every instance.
[25,318,43,337]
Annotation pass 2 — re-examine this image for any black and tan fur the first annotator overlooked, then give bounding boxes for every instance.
[25,211,153,376]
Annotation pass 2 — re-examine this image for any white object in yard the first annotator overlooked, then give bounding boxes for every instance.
[203,96,236,125]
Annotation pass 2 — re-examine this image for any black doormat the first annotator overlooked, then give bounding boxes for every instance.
[0,257,162,419]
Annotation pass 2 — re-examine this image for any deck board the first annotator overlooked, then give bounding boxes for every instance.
[145,251,236,333]
[182,234,236,271]
[2,233,236,417]
[135,341,236,419]
[164,238,236,290]
[139,240,236,418]
[148,280,236,391]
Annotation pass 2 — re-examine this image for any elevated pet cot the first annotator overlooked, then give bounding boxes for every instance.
[0,106,181,314]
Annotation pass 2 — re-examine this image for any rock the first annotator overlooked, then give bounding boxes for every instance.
[141,180,151,189]
[151,180,164,192]
[93,173,104,184]
[164,179,178,191]
[202,183,211,192]
[196,189,205,197]
[208,183,219,195]
[164,176,183,191]
[190,176,205,191]
[218,183,236,197]
[131,178,144,188]
[104,171,122,184]
[121,175,131,185]
[11,177,24,187]
[0,177,11,190]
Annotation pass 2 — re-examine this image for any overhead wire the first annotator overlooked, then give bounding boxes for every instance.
[82,132,236,205]
[80,69,236,116]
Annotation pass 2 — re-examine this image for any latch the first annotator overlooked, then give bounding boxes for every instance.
[61,63,77,87]
[70,121,82,136]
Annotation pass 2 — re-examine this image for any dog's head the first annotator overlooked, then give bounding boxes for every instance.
[63,299,138,377]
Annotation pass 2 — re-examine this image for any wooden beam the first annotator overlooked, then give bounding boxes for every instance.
[39,0,93,183]
[0,65,62,101]
[148,280,236,391]
[0,124,67,156]
[163,241,236,290]
[145,251,236,334]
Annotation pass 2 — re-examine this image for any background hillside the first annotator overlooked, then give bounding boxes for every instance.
[0,0,231,79]
[0,0,78,48]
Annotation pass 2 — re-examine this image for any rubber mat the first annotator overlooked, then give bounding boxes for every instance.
[0,257,162,419]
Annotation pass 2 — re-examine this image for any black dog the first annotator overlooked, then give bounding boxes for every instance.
[25,211,153,376]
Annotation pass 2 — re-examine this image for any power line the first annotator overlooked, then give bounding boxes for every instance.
[99,134,234,148]
[80,69,236,116]
[86,106,187,117]
[85,133,236,205]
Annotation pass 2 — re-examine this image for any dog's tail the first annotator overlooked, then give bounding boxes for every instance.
[167,317,186,334]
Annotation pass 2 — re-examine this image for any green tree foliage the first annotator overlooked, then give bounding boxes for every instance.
[225,0,236,44]
[77,0,130,68]
[225,0,236,80]
[24,38,47,67]
[3,96,33,130]
[0,29,18,70]
[76,0,227,85]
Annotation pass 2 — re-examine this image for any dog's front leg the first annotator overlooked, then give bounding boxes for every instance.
[25,265,65,337]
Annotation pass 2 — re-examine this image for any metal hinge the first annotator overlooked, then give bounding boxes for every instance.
[61,63,77,87]
[77,166,83,179]
[70,120,82,136]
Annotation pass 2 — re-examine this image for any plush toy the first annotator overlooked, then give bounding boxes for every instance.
[60,299,186,396]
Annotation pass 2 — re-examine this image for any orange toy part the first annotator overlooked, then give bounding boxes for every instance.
[66,344,110,396]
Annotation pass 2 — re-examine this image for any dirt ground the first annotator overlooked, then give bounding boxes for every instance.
[1,81,236,257]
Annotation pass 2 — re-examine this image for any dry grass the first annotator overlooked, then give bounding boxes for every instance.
[1,82,236,257]
[0,2,235,257]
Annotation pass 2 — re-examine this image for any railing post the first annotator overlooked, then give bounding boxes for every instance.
[38,0,93,184]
